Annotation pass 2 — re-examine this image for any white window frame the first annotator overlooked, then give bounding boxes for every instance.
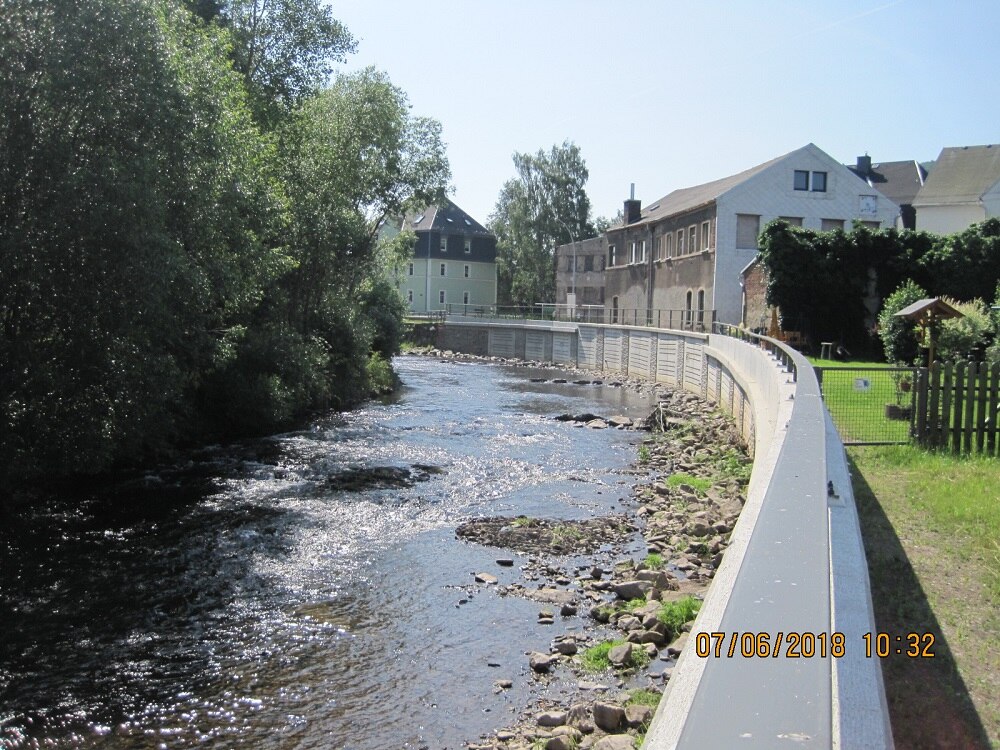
[676,230,684,255]
[439,236,447,253]
[701,221,711,251]
[439,262,446,276]
[463,238,471,254]
[438,289,446,305]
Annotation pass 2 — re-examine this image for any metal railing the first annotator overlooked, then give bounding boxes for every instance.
[713,322,799,382]
[443,303,717,331]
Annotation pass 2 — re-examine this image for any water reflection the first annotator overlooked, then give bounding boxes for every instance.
[1,357,657,748]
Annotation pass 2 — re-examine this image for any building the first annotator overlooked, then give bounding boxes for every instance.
[554,235,607,315]
[391,200,497,313]
[848,155,929,230]
[603,143,899,326]
[912,145,1000,234]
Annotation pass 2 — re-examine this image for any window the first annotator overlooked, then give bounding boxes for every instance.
[685,290,693,327]
[464,238,471,254]
[821,218,845,232]
[584,255,594,272]
[408,262,414,276]
[640,240,646,262]
[794,170,809,191]
[464,264,470,278]
[652,235,661,261]
[440,262,446,276]
[861,220,880,230]
[439,290,446,304]
[778,216,803,227]
[676,229,685,255]
[608,245,616,267]
[665,233,673,258]
[736,214,760,249]
[697,289,705,325]
[811,171,827,192]
[629,241,637,264]
[463,291,470,304]
[439,236,447,252]
[701,221,711,251]
[611,296,619,324]
[688,226,696,254]
[407,290,413,303]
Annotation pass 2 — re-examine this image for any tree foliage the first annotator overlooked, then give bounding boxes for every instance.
[0,0,447,491]
[758,219,1000,355]
[489,142,595,307]
[878,281,927,364]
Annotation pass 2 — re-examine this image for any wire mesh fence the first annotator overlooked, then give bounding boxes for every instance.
[814,366,916,445]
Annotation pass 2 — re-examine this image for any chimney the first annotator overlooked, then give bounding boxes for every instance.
[856,155,872,177]
[623,184,641,225]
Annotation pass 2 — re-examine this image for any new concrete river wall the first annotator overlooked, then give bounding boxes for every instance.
[437,317,892,750]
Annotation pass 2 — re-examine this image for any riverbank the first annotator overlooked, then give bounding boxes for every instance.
[423,349,753,750]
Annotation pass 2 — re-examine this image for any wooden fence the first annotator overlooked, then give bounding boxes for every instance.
[913,361,1000,455]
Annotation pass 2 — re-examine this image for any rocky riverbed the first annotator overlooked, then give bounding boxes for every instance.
[406,350,752,750]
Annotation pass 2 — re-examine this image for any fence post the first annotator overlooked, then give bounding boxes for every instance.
[952,362,967,454]
[976,362,988,453]
[963,360,976,453]
[914,368,928,445]
[989,363,1000,456]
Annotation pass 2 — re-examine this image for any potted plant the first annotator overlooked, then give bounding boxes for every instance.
[885,370,913,420]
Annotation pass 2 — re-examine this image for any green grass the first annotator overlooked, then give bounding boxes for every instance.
[642,552,665,570]
[656,596,702,640]
[853,446,1000,597]
[580,639,650,672]
[666,472,712,494]
[627,688,662,708]
[638,443,651,463]
[807,356,914,444]
[511,516,538,528]
[850,444,1000,747]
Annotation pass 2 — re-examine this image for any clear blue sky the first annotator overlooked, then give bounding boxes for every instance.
[332,0,998,226]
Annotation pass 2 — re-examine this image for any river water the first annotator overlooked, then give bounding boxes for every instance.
[0,356,659,749]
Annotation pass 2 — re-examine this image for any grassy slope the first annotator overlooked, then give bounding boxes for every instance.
[850,446,999,749]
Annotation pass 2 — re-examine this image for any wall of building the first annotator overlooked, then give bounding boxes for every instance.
[403,230,497,312]
[915,203,988,235]
[555,236,607,306]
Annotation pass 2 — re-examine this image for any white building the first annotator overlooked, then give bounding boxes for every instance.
[912,145,1000,235]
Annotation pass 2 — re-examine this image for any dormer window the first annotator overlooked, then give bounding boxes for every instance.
[794,170,810,191]
[439,236,447,252]
[464,238,471,254]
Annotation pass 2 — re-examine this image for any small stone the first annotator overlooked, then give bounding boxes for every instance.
[497,558,515,567]
[560,603,577,616]
[592,702,625,732]
[496,679,513,689]
[538,617,555,625]
[537,711,568,727]
[590,566,604,580]
[612,580,652,600]
[586,419,608,429]
[475,572,498,584]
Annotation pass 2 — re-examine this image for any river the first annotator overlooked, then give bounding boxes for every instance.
[0,356,659,749]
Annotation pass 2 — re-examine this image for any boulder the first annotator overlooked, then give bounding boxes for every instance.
[474,572,498,584]
[529,652,557,672]
[607,642,633,668]
[611,580,652,600]
[666,632,689,656]
[592,702,625,732]
[626,704,654,727]
[537,710,568,727]
[593,736,635,750]
[545,736,575,750]
[553,640,578,656]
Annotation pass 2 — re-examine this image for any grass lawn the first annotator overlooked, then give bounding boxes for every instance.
[808,356,915,444]
[850,445,1000,748]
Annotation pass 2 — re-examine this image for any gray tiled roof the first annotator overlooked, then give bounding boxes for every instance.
[849,160,927,205]
[403,199,492,235]
[913,145,1000,207]
[627,151,789,226]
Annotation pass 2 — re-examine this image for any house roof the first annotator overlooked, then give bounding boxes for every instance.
[403,199,492,235]
[849,160,928,206]
[620,148,800,228]
[912,145,1000,207]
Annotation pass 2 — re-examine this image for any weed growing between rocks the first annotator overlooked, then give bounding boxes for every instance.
[655,596,701,641]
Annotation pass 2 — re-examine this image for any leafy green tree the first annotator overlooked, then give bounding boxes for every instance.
[878,281,927,364]
[222,0,356,126]
[489,142,595,307]
[936,298,991,362]
[0,0,285,483]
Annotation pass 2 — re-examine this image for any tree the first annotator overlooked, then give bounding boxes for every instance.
[878,281,927,364]
[0,0,286,483]
[222,0,356,126]
[489,142,595,307]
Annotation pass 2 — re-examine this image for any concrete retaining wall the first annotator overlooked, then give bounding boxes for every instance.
[436,318,891,749]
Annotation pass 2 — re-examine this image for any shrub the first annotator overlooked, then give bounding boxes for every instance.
[936,298,991,362]
[656,595,701,641]
[878,280,927,364]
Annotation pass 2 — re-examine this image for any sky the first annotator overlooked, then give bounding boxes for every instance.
[331,0,999,226]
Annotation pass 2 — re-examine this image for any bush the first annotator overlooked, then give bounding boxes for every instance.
[936,298,991,362]
[878,280,927,364]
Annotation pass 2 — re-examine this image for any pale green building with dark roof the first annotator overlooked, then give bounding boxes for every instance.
[397,199,497,313]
